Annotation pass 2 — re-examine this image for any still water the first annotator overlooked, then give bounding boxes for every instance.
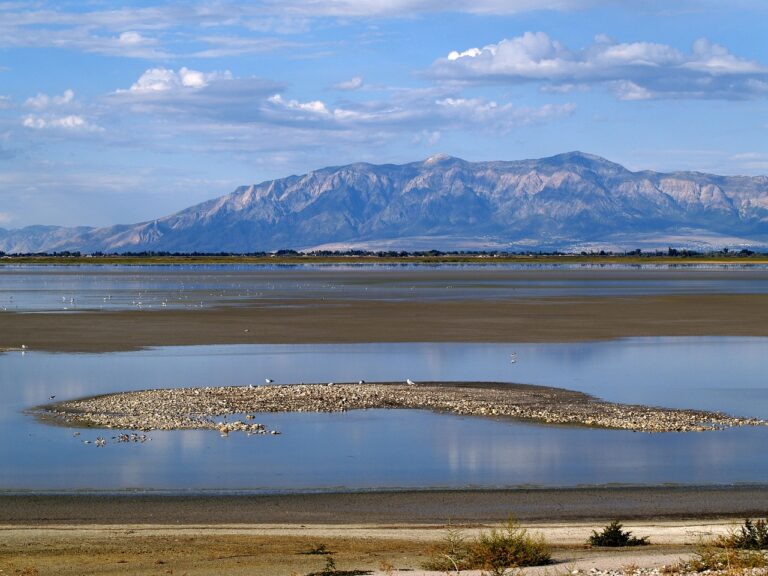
[2,264,768,311]
[1,338,767,492]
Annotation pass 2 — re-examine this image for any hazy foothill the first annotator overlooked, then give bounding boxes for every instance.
[3,1,768,575]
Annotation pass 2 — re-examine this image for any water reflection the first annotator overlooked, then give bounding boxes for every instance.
[3,264,768,311]
[1,338,767,491]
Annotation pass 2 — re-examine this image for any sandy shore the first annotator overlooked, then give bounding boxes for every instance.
[3,293,768,352]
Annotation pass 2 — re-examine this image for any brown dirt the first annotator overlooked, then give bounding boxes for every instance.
[0,520,739,576]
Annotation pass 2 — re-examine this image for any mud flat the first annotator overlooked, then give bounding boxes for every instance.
[40,381,767,433]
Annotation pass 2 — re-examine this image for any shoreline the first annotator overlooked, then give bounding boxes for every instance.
[3,486,768,525]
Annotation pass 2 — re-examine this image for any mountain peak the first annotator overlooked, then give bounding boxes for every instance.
[423,153,461,165]
[543,151,628,171]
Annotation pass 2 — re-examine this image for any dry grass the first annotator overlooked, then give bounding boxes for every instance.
[0,534,425,576]
[423,519,551,575]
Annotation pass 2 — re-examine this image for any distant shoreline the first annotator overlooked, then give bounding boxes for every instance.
[2,253,768,266]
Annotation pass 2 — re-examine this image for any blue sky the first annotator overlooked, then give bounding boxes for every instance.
[1,0,767,228]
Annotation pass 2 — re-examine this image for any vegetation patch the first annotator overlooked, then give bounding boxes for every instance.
[305,555,372,576]
[588,520,649,547]
[424,518,551,575]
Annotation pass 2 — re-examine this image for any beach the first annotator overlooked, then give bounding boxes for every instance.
[3,489,767,575]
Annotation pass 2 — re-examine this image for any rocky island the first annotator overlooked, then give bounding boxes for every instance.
[39,381,767,434]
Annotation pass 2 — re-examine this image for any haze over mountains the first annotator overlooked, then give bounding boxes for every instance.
[3,152,768,254]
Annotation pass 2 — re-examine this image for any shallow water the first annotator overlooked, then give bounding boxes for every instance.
[1,338,767,492]
[2,263,768,311]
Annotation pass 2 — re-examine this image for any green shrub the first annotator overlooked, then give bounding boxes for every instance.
[589,521,649,547]
[722,518,768,550]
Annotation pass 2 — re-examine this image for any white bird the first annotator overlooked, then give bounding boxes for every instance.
[510,352,518,364]
[265,378,274,384]
[21,344,27,350]
[358,380,366,385]
[406,379,416,386]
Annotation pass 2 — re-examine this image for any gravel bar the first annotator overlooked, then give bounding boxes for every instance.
[39,381,767,433]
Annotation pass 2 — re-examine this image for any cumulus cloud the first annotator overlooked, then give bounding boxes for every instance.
[24,89,75,110]
[333,76,365,91]
[126,67,232,93]
[432,32,768,100]
[22,114,103,132]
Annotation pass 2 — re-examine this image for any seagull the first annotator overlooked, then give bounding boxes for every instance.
[406,379,416,386]
[265,378,274,384]
[510,352,518,364]
[49,395,56,400]
[358,380,366,385]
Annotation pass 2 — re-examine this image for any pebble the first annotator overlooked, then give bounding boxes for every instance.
[42,382,768,435]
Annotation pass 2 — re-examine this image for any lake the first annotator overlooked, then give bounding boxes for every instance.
[3,263,768,312]
[1,338,767,492]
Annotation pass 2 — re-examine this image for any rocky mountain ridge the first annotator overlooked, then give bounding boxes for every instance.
[2,152,767,253]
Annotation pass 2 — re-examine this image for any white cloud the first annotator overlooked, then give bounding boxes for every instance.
[118,31,146,46]
[435,97,575,131]
[22,114,103,132]
[0,1,639,61]
[0,95,11,109]
[268,94,329,114]
[127,67,232,93]
[432,32,768,100]
[24,89,75,110]
[259,0,611,17]
[191,36,298,58]
[333,76,364,91]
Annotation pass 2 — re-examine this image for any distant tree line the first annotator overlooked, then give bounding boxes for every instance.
[0,247,763,259]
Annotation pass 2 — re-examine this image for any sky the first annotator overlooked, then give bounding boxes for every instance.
[1,1,767,229]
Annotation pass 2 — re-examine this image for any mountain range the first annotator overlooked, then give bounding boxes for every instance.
[2,152,768,253]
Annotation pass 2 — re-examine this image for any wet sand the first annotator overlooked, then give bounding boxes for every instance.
[3,487,768,525]
[3,293,768,352]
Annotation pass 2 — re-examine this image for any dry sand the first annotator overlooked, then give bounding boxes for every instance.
[0,518,749,576]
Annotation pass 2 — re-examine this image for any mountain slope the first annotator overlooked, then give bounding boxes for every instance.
[3,152,768,253]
